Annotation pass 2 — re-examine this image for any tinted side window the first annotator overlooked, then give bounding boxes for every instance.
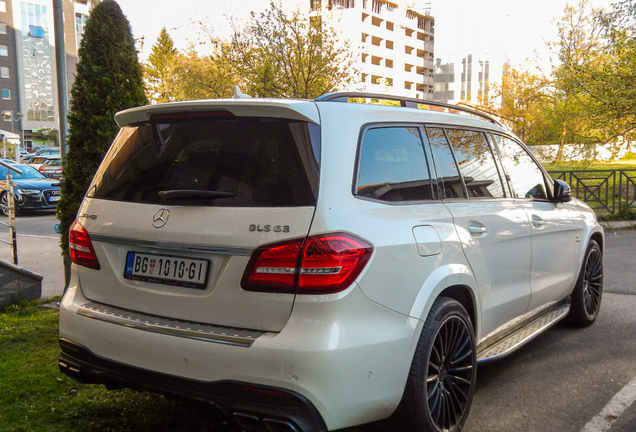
[426,128,465,199]
[356,126,433,202]
[445,129,505,199]
[493,135,547,199]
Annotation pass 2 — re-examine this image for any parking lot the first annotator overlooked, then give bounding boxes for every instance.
[1,214,635,432]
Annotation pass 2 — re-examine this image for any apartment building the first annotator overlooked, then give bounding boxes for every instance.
[0,0,95,148]
[311,0,435,99]
[433,54,501,106]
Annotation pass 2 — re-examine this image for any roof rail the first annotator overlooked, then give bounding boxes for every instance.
[315,92,501,125]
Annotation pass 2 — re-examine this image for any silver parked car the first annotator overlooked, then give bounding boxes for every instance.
[39,157,62,179]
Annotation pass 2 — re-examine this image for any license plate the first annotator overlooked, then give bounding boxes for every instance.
[48,196,60,202]
[124,252,209,289]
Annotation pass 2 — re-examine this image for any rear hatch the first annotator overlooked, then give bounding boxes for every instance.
[73,101,321,332]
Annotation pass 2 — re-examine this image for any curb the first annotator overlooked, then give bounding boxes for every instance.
[0,260,43,308]
[600,221,636,230]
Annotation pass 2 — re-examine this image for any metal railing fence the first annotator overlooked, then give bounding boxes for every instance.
[548,169,636,215]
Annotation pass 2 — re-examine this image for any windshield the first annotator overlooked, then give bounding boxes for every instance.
[0,165,46,180]
[88,114,320,207]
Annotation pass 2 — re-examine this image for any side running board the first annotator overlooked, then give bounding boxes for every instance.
[476,301,571,363]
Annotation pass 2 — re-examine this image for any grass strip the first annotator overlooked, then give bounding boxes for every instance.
[0,300,235,432]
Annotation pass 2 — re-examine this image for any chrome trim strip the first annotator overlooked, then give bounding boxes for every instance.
[77,301,268,347]
[90,234,253,256]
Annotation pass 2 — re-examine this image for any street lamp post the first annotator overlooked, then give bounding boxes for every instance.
[2,111,24,161]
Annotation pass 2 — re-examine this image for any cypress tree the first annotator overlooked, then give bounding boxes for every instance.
[144,27,178,103]
[57,0,147,255]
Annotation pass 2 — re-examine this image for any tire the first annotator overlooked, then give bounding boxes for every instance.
[396,296,477,432]
[566,240,603,327]
[0,192,9,217]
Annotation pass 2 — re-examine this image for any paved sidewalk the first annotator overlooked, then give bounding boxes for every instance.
[0,232,64,299]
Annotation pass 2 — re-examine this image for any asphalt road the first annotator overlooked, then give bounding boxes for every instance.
[1,214,635,432]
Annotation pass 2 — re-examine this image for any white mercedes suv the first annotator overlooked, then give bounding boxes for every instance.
[59,91,604,432]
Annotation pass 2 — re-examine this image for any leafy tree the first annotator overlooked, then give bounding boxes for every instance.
[491,1,615,162]
[171,43,236,100]
[144,27,178,103]
[549,0,604,161]
[580,0,636,147]
[228,1,356,98]
[57,0,147,255]
[492,64,553,144]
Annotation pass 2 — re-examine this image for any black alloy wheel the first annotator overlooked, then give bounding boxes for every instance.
[396,296,476,432]
[567,239,603,327]
[427,314,475,431]
[582,243,603,318]
[0,192,9,217]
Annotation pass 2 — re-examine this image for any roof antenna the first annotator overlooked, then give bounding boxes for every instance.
[232,85,252,99]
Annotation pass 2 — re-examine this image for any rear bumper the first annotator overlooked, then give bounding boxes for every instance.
[59,279,419,430]
[59,339,324,432]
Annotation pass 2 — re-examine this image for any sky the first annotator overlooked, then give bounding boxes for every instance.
[115,0,614,66]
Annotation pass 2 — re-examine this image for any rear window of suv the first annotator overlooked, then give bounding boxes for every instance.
[87,114,320,207]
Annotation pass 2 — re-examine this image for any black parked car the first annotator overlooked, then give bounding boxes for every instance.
[0,164,60,216]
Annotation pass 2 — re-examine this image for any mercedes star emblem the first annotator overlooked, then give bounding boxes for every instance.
[152,208,170,228]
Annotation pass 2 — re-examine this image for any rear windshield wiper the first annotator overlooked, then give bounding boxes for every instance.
[158,190,235,200]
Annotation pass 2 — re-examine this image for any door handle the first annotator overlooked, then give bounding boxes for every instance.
[532,215,545,228]
[468,222,488,236]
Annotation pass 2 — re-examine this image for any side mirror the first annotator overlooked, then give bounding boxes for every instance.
[553,179,572,203]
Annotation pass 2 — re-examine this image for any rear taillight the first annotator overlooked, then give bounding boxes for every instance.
[69,220,100,270]
[241,233,372,295]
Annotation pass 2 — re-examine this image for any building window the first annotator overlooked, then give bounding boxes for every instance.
[28,25,44,38]
[22,3,48,39]
[75,12,88,51]
[0,1,5,13]
[0,66,8,78]
[21,2,55,124]
[0,23,7,35]
[0,45,8,56]
[2,89,10,100]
